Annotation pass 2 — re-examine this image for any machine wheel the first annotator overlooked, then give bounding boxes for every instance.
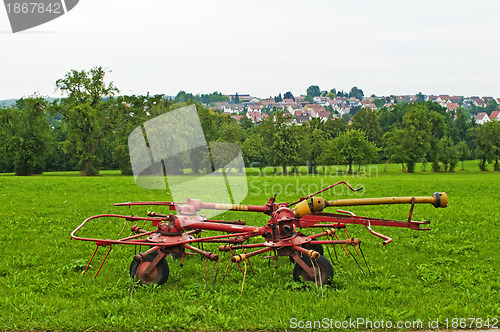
[293,255,333,285]
[130,252,169,285]
[289,243,324,263]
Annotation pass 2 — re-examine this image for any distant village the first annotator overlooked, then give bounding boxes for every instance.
[206,93,500,125]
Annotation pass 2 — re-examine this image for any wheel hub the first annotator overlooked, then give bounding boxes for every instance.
[137,261,159,284]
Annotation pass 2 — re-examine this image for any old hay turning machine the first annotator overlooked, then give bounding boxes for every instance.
[71,181,448,288]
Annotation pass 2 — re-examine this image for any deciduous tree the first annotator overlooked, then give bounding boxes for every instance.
[241,134,266,169]
[383,129,409,172]
[320,129,378,174]
[271,111,298,173]
[297,119,326,173]
[54,66,119,175]
[456,140,471,171]
[400,105,433,172]
[348,86,364,100]
[0,96,51,175]
[0,106,15,172]
[439,136,458,172]
[283,91,294,100]
[306,85,321,97]
[474,121,496,171]
[351,108,382,147]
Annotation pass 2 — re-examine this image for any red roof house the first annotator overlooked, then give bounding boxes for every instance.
[489,110,500,121]
[475,112,490,124]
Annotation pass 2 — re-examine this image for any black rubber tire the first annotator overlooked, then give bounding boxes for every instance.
[289,243,324,263]
[292,255,333,285]
[130,252,169,285]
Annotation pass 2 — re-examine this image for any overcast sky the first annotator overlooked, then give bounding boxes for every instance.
[1,0,499,100]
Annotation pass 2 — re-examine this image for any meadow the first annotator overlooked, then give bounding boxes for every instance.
[0,161,499,331]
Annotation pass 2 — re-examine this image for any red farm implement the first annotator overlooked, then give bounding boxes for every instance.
[71,181,448,287]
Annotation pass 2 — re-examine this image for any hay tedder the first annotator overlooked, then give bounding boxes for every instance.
[71,181,447,287]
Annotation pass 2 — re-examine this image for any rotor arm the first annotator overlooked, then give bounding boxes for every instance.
[294,192,447,217]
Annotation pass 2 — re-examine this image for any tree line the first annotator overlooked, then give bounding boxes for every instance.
[1,67,499,176]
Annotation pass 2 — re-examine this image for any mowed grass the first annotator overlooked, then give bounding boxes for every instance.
[0,161,499,331]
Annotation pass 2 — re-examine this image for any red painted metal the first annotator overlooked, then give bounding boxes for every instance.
[71,181,445,286]
[298,213,431,230]
[94,245,112,278]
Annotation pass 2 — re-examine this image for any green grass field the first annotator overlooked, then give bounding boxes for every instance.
[0,161,499,331]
